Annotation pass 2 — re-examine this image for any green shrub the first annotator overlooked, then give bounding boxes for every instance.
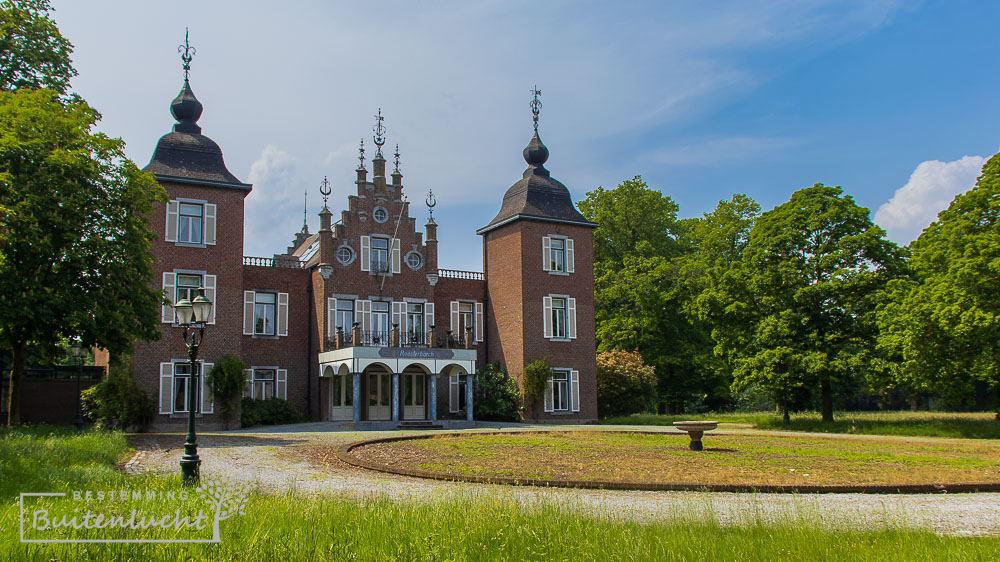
[521,359,552,407]
[80,355,155,431]
[240,397,300,427]
[473,362,521,422]
[596,349,657,418]
[207,354,246,428]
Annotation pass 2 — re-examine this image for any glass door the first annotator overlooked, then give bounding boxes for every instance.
[368,372,391,420]
[329,375,353,421]
[402,372,425,420]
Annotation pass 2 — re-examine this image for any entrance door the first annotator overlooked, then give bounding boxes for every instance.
[329,375,353,421]
[367,372,391,420]
[402,373,426,420]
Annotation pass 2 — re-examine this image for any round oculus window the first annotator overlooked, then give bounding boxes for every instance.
[405,251,423,270]
[336,245,355,265]
[373,206,389,223]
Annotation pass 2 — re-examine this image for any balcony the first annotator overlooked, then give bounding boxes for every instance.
[326,325,474,352]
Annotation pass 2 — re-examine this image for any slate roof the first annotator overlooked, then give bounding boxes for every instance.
[477,130,595,234]
[143,80,251,191]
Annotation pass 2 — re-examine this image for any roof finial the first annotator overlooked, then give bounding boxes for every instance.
[393,144,401,173]
[178,28,196,82]
[319,176,331,208]
[302,187,308,231]
[373,108,386,157]
[426,189,437,221]
[358,138,366,168]
[530,85,542,132]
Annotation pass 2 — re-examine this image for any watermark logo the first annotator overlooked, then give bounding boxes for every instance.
[19,479,250,544]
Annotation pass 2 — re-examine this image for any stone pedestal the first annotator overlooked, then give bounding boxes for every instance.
[673,421,719,451]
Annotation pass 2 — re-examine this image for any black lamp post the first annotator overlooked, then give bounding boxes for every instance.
[174,289,213,486]
[70,339,84,431]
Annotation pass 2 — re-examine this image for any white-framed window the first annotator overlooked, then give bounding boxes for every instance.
[165,199,216,246]
[243,367,287,400]
[449,373,467,413]
[405,302,424,345]
[371,301,390,345]
[542,235,574,274]
[543,295,576,340]
[336,244,355,266]
[337,299,354,332]
[543,368,580,414]
[243,291,289,336]
[161,271,217,325]
[360,236,401,274]
[159,360,214,415]
[405,250,423,270]
[450,301,483,344]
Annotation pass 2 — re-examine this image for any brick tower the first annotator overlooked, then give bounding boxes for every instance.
[477,90,598,422]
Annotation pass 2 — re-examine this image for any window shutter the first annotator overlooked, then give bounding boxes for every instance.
[357,300,370,332]
[566,239,575,273]
[243,291,255,335]
[450,301,459,333]
[424,303,434,344]
[542,236,551,271]
[244,369,252,398]
[204,275,217,324]
[449,375,459,413]
[543,377,554,413]
[201,362,214,414]
[205,204,217,245]
[327,297,337,339]
[568,298,577,340]
[543,296,553,338]
[475,302,484,342]
[571,370,580,412]
[360,236,371,271]
[277,292,289,336]
[392,301,404,330]
[159,362,174,414]
[391,238,401,274]
[165,200,179,242]
[162,272,176,323]
[277,369,288,400]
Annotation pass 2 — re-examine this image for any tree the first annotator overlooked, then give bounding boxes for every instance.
[878,153,1000,418]
[472,362,521,422]
[595,349,656,418]
[701,184,904,422]
[208,354,247,429]
[0,89,165,425]
[0,0,75,93]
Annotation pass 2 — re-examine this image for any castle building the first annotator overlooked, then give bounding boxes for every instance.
[133,56,597,429]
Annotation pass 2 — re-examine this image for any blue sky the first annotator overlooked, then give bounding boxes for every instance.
[50,1,1000,271]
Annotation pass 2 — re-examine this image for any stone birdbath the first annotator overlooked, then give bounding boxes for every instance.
[673,421,719,451]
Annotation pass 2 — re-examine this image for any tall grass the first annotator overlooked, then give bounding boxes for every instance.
[604,411,1000,439]
[2,427,999,561]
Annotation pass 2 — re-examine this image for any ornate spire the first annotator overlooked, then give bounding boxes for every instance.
[178,28,196,82]
[319,176,331,208]
[530,85,542,132]
[372,108,386,157]
[302,187,308,232]
[393,144,400,173]
[358,138,366,169]
[426,189,437,221]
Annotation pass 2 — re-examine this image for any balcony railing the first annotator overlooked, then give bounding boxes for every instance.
[326,325,473,351]
[243,256,304,268]
[439,269,484,281]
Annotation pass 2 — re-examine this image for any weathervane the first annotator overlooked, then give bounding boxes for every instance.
[302,188,308,230]
[393,144,400,172]
[426,189,437,220]
[319,176,331,207]
[373,108,386,157]
[178,28,196,82]
[358,138,365,168]
[530,85,542,132]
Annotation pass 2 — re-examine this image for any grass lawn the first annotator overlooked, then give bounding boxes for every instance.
[351,430,1000,486]
[2,427,1000,561]
[603,411,1000,439]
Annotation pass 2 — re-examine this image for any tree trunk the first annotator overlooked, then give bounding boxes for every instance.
[782,401,790,425]
[820,374,833,423]
[6,340,25,426]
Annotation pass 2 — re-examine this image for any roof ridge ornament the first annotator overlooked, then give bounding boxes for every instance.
[530,85,542,132]
[393,144,401,173]
[319,176,331,208]
[178,28,196,82]
[373,108,386,157]
[426,189,436,221]
[358,138,366,169]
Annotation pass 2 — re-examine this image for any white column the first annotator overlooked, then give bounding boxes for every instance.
[466,374,474,422]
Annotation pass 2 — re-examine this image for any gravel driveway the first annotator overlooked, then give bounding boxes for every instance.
[129,424,1000,537]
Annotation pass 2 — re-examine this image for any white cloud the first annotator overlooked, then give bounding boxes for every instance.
[244,145,305,257]
[874,156,986,244]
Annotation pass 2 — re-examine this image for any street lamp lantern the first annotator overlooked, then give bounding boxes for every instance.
[70,338,84,431]
[174,288,212,486]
